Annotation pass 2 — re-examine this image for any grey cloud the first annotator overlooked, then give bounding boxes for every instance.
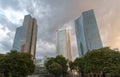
[0,15,17,31]
[34,0,81,43]
[36,51,56,58]
[0,39,12,53]
[1,26,6,32]
[0,0,22,10]
[36,39,56,57]
[7,32,15,39]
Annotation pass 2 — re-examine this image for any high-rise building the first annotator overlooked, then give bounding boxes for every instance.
[75,9,103,57]
[12,15,38,59]
[56,29,73,61]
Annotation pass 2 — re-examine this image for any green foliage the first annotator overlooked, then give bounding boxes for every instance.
[69,61,75,71]
[74,57,85,73]
[0,50,35,77]
[45,47,120,76]
[48,62,62,77]
[0,54,4,73]
[55,55,68,74]
[45,57,55,71]
[45,55,68,77]
[0,54,4,59]
[83,47,120,76]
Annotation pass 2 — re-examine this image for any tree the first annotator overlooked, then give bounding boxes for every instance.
[48,62,62,77]
[69,61,75,71]
[55,55,68,76]
[83,47,120,77]
[74,57,85,77]
[45,57,55,71]
[0,54,4,59]
[0,54,4,75]
[45,55,68,77]
[0,50,35,77]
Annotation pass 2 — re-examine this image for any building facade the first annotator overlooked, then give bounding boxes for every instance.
[56,29,73,61]
[12,15,38,59]
[75,9,103,57]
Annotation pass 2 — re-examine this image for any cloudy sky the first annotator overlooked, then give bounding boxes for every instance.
[0,0,120,58]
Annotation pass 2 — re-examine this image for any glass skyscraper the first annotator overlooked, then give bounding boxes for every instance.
[75,9,103,57]
[12,15,38,59]
[56,29,73,61]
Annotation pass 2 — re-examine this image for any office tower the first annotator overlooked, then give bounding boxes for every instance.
[56,29,73,61]
[75,9,103,57]
[12,15,38,59]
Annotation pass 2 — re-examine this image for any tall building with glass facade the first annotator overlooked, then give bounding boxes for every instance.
[12,15,38,59]
[75,9,103,57]
[56,29,73,61]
